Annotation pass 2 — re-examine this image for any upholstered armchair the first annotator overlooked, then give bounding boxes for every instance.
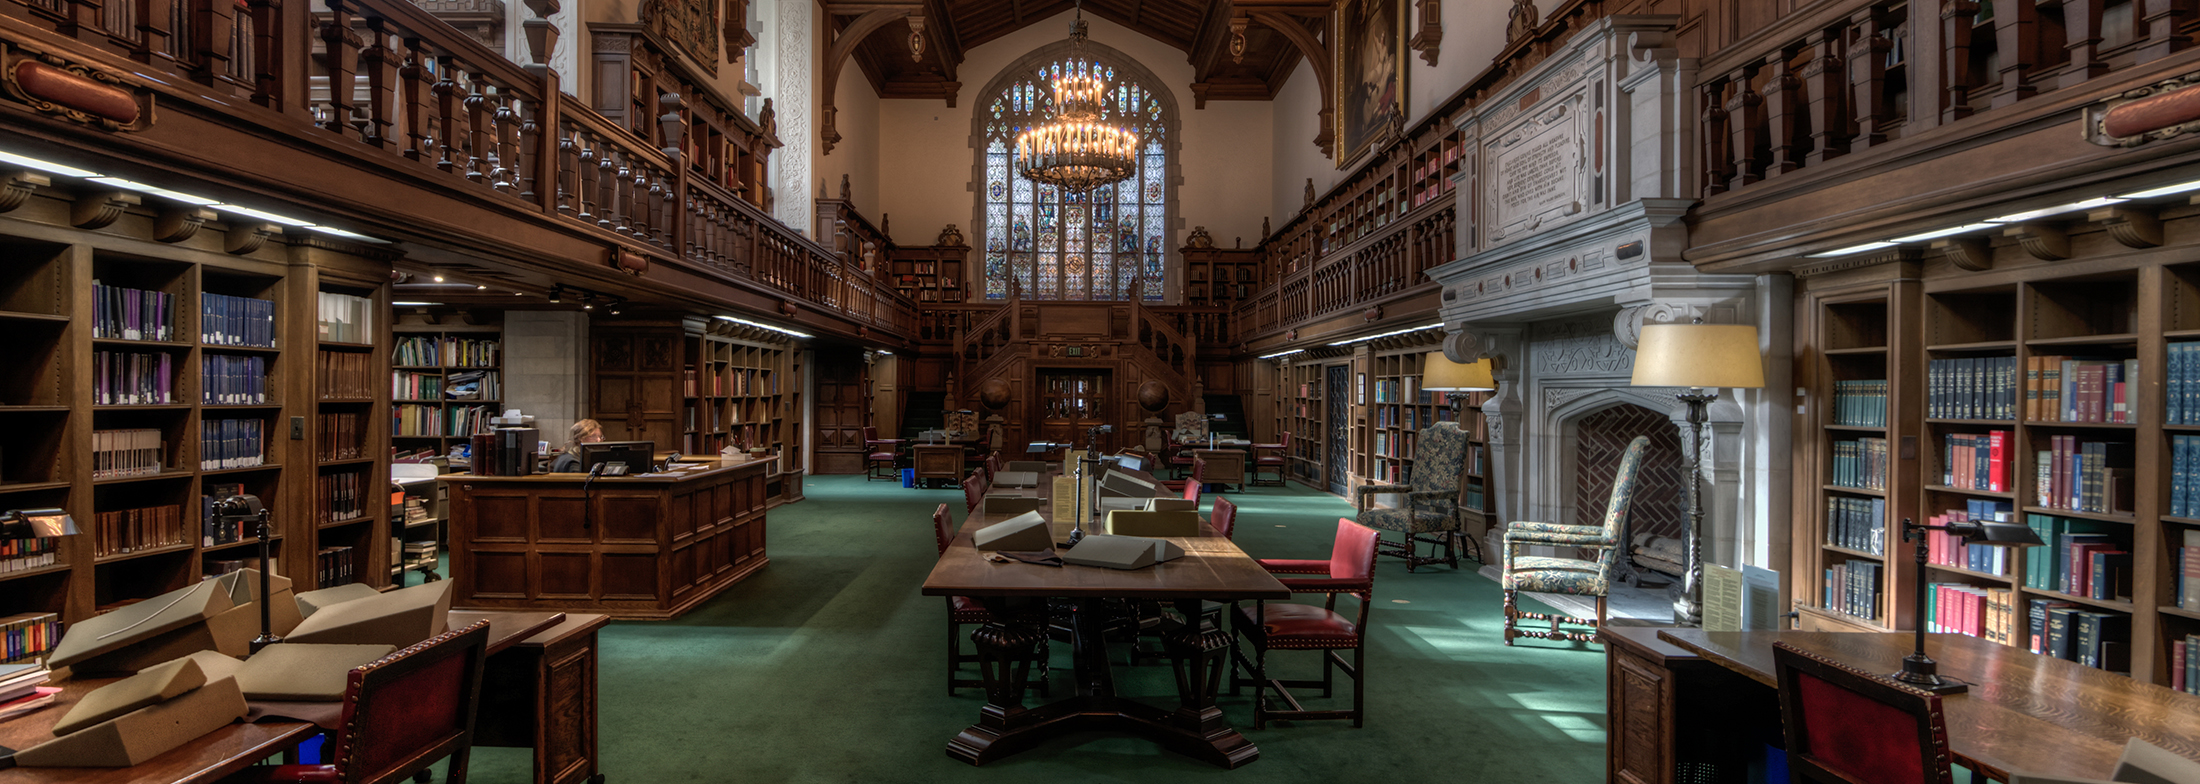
[1354,421,1469,571]
[1501,435,1648,645]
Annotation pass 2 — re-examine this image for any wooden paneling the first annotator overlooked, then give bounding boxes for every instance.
[812,346,871,474]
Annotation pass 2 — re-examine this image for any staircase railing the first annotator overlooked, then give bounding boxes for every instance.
[955,297,1017,390]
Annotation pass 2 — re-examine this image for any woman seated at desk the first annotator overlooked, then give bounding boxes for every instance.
[550,419,604,473]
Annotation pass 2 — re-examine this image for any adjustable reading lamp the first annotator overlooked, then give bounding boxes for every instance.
[1891,517,2042,693]
[0,508,77,539]
[1628,320,1765,628]
[210,494,282,653]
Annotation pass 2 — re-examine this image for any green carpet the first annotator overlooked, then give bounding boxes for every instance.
[454,475,1609,783]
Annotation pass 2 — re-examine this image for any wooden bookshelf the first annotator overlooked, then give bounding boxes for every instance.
[888,245,967,304]
[389,315,504,459]
[595,317,801,468]
[305,274,391,591]
[1183,247,1261,306]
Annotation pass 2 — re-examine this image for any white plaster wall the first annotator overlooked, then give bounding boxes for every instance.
[875,9,1272,249]
[1270,57,1336,228]
[503,311,590,448]
[819,60,882,214]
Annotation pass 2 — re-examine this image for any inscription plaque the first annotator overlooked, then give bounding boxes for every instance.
[1494,119,1579,232]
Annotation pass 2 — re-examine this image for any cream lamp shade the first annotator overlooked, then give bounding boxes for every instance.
[1421,352,1497,392]
[1629,323,1766,389]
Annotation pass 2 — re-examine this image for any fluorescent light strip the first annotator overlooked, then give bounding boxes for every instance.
[1986,196,2126,224]
[1328,322,1444,346]
[305,225,391,244]
[1259,349,1305,359]
[1804,241,1898,259]
[211,204,313,227]
[86,177,219,206]
[876,349,894,355]
[0,150,97,178]
[1890,223,1999,243]
[392,301,443,307]
[715,315,813,338]
[2118,179,2200,200]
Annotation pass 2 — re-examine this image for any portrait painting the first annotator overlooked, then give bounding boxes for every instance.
[1336,0,1405,167]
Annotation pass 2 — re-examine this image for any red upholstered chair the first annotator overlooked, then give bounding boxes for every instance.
[985,452,1002,484]
[863,426,903,481]
[1774,641,1954,784]
[933,503,1047,695]
[1159,457,1205,496]
[1230,518,1380,729]
[1167,444,1197,478]
[1210,496,1237,539]
[962,471,986,513]
[1252,432,1291,487]
[236,621,491,784]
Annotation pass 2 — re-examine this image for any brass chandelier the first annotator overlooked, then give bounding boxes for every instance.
[1015,5,1138,193]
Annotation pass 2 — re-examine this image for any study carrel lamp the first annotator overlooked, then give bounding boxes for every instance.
[1891,516,2042,694]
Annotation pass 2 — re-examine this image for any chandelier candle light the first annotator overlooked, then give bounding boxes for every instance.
[1016,5,1139,193]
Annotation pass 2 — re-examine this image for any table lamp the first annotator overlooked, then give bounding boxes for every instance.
[1628,320,1765,627]
[210,493,282,653]
[1891,517,2043,693]
[0,507,78,538]
[1421,351,1497,418]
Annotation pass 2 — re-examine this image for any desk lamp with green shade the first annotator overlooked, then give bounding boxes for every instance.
[1628,320,1765,628]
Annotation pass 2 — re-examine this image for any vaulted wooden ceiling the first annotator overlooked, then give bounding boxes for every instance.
[823,0,1329,107]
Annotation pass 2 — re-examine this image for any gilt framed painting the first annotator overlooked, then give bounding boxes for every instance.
[1336,0,1406,167]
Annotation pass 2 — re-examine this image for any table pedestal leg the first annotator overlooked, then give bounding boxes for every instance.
[947,598,1046,764]
[1163,599,1258,767]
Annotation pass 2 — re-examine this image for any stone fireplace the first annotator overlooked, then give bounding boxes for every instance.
[1427,16,1794,584]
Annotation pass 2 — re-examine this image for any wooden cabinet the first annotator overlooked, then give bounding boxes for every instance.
[890,245,968,303]
[1182,248,1261,306]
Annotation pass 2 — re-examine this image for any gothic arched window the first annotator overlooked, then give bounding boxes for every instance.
[977,48,1171,301]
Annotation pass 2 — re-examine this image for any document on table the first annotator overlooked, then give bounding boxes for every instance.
[1702,563,1744,633]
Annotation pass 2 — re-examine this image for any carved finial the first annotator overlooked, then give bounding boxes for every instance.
[1303,178,1315,209]
[1507,0,1540,42]
[938,223,965,246]
[1186,226,1214,248]
[840,173,851,201]
[1228,17,1249,64]
[1262,216,1271,238]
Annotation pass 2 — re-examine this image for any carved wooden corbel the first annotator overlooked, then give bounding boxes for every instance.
[818,7,911,156]
[153,206,216,243]
[1933,235,1992,271]
[226,221,282,255]
[2092,205,2163,248]
[1409,0,1442,66]
[0,171,49,213]
[2004,223,2070,261]
[70,190,138,229]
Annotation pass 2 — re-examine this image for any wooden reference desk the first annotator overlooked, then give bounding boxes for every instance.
[1605,628,2200,783]
[921,481,1289,768]
[446,457,771,619]
[0,610,575,784]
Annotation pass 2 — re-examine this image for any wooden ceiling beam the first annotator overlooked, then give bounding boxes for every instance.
[821,6,919,155]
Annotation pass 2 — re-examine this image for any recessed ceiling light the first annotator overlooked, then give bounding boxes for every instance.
[432,275,444,282]
[476,284,487,290]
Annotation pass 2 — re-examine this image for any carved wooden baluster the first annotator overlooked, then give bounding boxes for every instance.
[2138,0,2196,61]
[1727,62,1765,186]
[463,71,489,182]
[576,134,598,221]
[557,129,579,214]
[399,39,429,160]
[358,17,393,148]
[1850,8,1893,148]
[318,0,361,133]
[134,0,172,63]
[1991,0,2040,106]
[517,96,540,199]
[1765,47,1804,175]
[192,0,233,83]
[596,145,619,229]
[245,0,279,107]
[1802,28,1850,164]
[432,55,459,171]
[494,91,520,192]
[2061,0,2109,85]
[1941,0,1979,121]
[1701,77,1731,195]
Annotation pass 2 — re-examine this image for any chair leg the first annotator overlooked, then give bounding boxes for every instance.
[1351,644,1365,728]
[1502,588,1518,646]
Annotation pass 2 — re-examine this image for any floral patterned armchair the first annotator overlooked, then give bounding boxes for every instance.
[1354,421,1469,572]
[1501,435,1648,645]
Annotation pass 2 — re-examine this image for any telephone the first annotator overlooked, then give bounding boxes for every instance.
[599,461,630,476]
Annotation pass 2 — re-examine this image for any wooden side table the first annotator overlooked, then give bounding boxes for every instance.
[477,613,613,784]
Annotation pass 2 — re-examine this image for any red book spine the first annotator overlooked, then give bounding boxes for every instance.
[1989,430,2007,493]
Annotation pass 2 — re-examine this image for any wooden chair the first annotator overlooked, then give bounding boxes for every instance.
[1356,422,1470,571]
[1210,496,1237,539]
[1773,641,1954,784]
[1230,518,1380,729]
[235,621,491,784]
[1159,457,1205,496]
[862,425,900,481]
[933,503,1046,696]
[1501,436,1647,645]
[961,471,986,513]
[1251,431,1290,486]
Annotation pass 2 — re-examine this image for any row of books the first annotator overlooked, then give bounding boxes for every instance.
[2036,436,2133,515]
[317,471,368,525]
[1927,357,2018,421]
[316,545,357,588]
[1829,437,1888,490]
[2030,356,2137,424]
[1940,431,2010,492]
[317,350,375,399]
[391,336,499,368]
[201,419,266,470]
[391,404,495,437]
[1823,560,1883,622]
[316,292,375,344]
[0,537,58,574]
[1926,501,2013,575]
[92,282,176,342]
[92,428,164,478]
[2173,532,2200,611]
[683,368,776,397]
[0,613,58,664]
[94,350,174,405]
[317,412,366,461]
[201,354,269,405]
[1924,583,2016,644]
[2035,603,2129,672]
[2169,342,2200,425]
[201,292,277,348]
[200,482,255,546]
[93,503,186,557]
[445,370,498,401]
[2171,436,2200,519]
[1831,380,1888,427]
[392,371,443,401]
[1824,496,1887,555]
[2022,513,2131,600]
[2169,635,2200,694]
[1371,377,1414,404]
[1372,431,1417,459]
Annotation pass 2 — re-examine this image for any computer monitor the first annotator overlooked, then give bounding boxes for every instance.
[580,441,655,475]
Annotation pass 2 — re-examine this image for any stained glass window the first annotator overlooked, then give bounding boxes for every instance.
[981,55,1169,301]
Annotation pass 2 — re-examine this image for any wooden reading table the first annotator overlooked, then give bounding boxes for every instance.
[1605,627,2200,783]
[921,480,1289,768]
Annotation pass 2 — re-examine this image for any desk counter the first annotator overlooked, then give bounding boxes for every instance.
[446,457,771,620]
